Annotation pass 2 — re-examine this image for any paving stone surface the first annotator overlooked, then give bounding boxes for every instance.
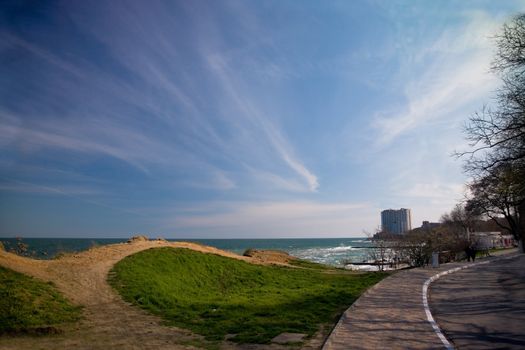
[323,251,520,350]
[271,333,307,344]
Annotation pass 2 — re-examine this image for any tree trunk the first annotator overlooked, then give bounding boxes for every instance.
[519,201,525,253]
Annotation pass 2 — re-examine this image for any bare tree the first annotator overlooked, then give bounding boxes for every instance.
[457,14,525,251]
[460,14,525,173]
[364,229,397,271]
[466,164,524,241]
[403,232,431,267]
[440,203,479,236]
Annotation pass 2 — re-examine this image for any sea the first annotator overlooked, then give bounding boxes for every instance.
[0,237,373,267]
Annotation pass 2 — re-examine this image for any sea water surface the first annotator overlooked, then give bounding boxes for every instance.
[0,237,372,267]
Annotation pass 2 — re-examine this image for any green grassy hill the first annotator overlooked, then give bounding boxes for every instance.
[0,266,81,334]
[109,247,387,344]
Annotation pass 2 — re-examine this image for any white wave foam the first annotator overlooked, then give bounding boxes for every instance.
[288,244,370,267]
[323,245,356,252]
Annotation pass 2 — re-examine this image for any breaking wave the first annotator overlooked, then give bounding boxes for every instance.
[289,243,370,266]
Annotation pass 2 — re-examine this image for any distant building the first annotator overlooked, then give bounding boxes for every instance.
[381,208,412,234]
[471,232,516,249]
[421,221,440,230]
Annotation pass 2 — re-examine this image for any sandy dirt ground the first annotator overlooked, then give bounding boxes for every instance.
[0,240,325,350]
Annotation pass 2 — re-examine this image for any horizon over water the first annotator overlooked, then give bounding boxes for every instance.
[0,237,372,267]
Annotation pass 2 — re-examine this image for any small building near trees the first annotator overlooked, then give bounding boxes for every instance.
[471,232,517,250]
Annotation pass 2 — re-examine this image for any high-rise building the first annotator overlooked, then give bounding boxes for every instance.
[381,208,412,234]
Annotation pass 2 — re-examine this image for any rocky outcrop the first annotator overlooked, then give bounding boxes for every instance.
[127,235,149,243]
[243,248,295,264]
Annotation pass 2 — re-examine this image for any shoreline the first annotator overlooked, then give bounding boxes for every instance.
[0,236,372,267]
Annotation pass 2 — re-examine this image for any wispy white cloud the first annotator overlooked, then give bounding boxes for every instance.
[204,53,319,192]
[0,114,169,173]
[359,10,510,224]
[2,1,520,238]
[372,11,500,146]
[2,0,319,195]
[164,200,374,237]
[183,170,237,191]
[0,182,101,196]
[247,167,311,193]
[405,182,466,201]
[262,121,320,192]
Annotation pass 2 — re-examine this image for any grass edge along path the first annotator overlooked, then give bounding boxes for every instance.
[0,265,82,335]
[109,247,387,344]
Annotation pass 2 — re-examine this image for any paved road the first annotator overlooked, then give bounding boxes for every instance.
[323,265,459,349]
[430,254,525,349]
[323,251,522,350]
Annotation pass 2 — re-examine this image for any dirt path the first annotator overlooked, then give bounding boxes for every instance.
[0,240,317,350]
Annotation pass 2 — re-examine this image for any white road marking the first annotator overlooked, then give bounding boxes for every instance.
[422,254,517,349]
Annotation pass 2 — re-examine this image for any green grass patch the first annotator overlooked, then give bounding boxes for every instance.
[0,266,82,334]
[109,247,387,344]
[474,246,514,258]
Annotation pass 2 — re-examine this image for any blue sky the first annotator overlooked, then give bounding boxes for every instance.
[1,0,524,238]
